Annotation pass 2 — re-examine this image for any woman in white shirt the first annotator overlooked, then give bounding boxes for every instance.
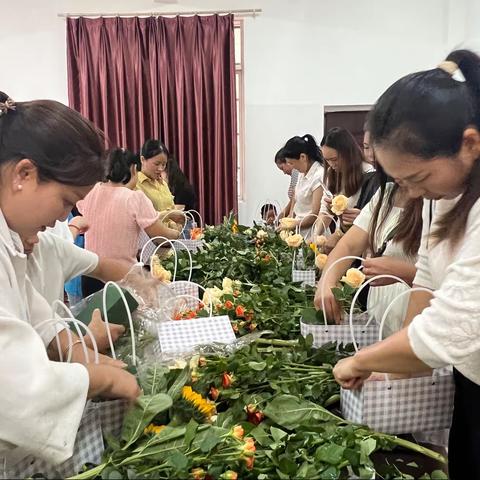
[280,134,325,239]
[314,169,423,336]
[333,50,480,478]
[0,91,139,468]
[318,127,379,249]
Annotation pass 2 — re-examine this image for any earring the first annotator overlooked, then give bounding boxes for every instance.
[17,185,23,191]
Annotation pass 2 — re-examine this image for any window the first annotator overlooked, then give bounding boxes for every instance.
[234,20,245,200]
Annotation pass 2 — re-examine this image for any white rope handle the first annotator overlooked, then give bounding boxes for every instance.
[378,286,434,384]
[185,209,204,229]
[139,235,176,266]
[51,299,83,359]
[320,255,366,328]
[150,238,178,280]
[102,281,136,366]
[35,317,99,364]
[316,213,340,236]
[162,209,188,231]
[349,274,410,352]
[161,293,213,321]
[171,239,193,282]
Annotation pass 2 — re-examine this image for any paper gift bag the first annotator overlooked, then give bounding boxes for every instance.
[340,286,455,434]
[95,399,130,439]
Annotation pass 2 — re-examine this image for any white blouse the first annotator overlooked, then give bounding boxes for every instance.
[0,210,89,466]
[408,196,480,385]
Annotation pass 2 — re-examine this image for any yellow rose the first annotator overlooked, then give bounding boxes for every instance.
[279,230,292,241]
[285,233,304,248]
[309,242,318,254]
[202,287,224,306]
[315,235,327,248]
[331,194,349,216]
[280,217,298,230]
[222,277,234,293]
[151,258,172,283]
[256,230,268,240]
[315,253,328,270]
[341,268,365,288]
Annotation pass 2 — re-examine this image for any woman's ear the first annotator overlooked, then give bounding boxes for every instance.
[460,127,480,170]
[11,159,38,192]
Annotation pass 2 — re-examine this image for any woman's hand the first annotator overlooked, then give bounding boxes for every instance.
[84,309,125,354]
[323,233,341,254]
[333,356,371,390]
[341,208,361,226]
[362,256,405,285]
[86,363,141,401]
[314,281,343,324]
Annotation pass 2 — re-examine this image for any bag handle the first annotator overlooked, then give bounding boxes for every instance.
[378,286,434,384]
[102,281,136,365]
[348,274,410,352]
[171,239,193,282]
[185,209,204,229]
[150,238,178,281]
[254,199,282,226]
[35,315,99,364]
[139,235,177,266]
[161,293,213,321]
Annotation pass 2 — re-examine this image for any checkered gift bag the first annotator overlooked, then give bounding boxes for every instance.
[157,315,236,353]
[340,286,455,434]
[3,401,104,479]
[176,210,205,252]
[95,399,130,439]
[169,281,205,306]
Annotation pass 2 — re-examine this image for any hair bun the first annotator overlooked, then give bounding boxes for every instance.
[0,91,16,117]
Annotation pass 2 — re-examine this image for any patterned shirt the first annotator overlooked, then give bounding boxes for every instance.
[288,169,299,199]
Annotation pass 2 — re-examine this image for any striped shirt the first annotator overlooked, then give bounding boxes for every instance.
[288,169,299,199]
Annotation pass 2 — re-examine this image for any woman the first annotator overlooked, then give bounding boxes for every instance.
[333,50,480,478]
[137,139,185,226]
[78,149,180,295]
[318,127,380,251]
[0,92,139,467]
[274,147,299,219]
[314,164,423,336]
[165,156,197,212]
[280,134,324,239]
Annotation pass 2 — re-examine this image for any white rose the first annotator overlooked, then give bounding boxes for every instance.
[285,233,304,248]
[280,217,298,230]
[222,277,234,293]
[279,230,293,241]
[202,287,224,306]
[256,230,268,240]
[315,253,328,270]
[331,195,349,216]
[341,268,366,288]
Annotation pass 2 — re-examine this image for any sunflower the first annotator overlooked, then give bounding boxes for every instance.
[181,386,216,419]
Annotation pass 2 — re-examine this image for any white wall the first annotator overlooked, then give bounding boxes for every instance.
[0,0,474,224]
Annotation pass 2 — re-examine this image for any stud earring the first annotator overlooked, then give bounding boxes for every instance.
[17,185,23,191]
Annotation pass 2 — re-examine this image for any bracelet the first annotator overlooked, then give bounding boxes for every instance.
[61,339,84,360]
[69,224,81,232]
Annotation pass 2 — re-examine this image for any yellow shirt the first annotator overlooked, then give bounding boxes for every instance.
[136,171,175,212]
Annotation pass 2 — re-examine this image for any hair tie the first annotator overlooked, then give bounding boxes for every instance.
[303,135,309,142]
[438,61,466,82]
[0,97,16,117]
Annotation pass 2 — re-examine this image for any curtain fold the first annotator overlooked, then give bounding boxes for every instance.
[67,15,237,224]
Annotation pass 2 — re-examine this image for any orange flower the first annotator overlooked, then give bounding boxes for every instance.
[235,305,246,318]
[222,372,234,388]
[242,437,256,456]
[173,313,182,321]
[248,322,257,332]
[192,468,206,479]
[187,310,197,319]
[209,386,220,400]
[246,404,264,425]
[231,425,245,440]
[232,323,239,333]
[220,471,238,480]
[191,227,204,240]
[262,255,271,263]
[244,456,255,470]
[233,290,240,297]
[198,357,207,367]
[224,300,234,310]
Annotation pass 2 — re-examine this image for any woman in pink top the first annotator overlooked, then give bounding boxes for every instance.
[78,149,179,295]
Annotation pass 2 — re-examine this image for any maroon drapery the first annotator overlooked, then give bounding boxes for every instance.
[66,15,237,224]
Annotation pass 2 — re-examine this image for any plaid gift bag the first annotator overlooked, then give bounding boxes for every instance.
[340,286,455,434]
[157,315,236,354]
[3,401,104,479]
[176,210,205,253]
[96,399,130,439]
[169,281,206,306]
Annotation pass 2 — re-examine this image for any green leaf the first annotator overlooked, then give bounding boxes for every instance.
[431,471,448,480]
[199,427,223,453]
[279,456,297,475]
[250,423,271,447]
[319,465,340,479]
[167,365,190,400]
[360,437,376,457]
[270,426,288,443]
[121,393,173,448]
[166,450,189,470]
[407,462,419,468]
[315,443,345,465]
[184,418,198,449]
[248,360,267,371]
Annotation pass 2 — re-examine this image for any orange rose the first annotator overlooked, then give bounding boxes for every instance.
[224,300,234,310]
[222,372,234,388]
[235,305,246,318]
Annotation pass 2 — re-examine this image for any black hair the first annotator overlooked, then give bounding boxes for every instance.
[260,203,278,218]
[368,163,422,257]
[321,127,365,197]
[282,134,324,165]
[0,91,105,186]
[166,156,197,210]
[106,149,141,184]
[274,147,287,164]
[369,49,480,245]
[141,139,170,160]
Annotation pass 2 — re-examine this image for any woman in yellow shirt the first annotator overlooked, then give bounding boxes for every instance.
[137,139,184,225]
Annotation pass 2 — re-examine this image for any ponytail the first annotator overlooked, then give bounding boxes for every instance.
[106,149,141,184]
[282,134,324,165]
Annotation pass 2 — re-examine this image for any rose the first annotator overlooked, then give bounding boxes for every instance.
[192,468,206,480]
[315,253,328,270]
[209,386,220,400]
[331,194,349,215]
[285,233,303,248]
[190,227,204,240]
[224,300,234,310]
[279,230,292,241]
[151,259,172,283]
[279,217,297,230]
[202,287,224,306]
[256,229,268,240]
[235,305,246,318]
[231,425,245,440]
[222,372,234,388]
[242,437,256,456]
[341,268,366,288]
[222,277,234,293]
[315,235,327,248]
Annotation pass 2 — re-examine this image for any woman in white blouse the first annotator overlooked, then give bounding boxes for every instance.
[280,134,325,239]
[317,127,379,250]
[314,169,423,336]
[0,91,139,468]
[333,50,480,478]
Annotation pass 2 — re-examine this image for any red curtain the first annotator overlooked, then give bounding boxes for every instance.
[66,15,237,224]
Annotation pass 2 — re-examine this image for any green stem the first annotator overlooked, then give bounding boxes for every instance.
[254,338,298,347]
[380,434,447,464]
[67,462,107,480]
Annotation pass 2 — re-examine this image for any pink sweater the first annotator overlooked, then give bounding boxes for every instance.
[77,183,159,267]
